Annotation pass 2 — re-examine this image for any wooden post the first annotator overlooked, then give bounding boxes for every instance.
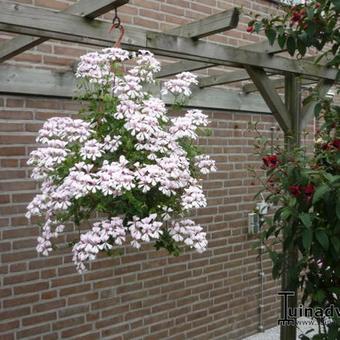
[280,74,302,340]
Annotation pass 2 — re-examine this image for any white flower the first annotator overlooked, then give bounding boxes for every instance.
[169,219,208,253]
[161,72,198,97]
[72,217,126,272]
[80,139,104,161]
[194,154,217,175]
[28,47,215,273]
[181,185,207,210]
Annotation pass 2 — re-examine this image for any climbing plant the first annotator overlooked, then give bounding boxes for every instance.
[248,1,340,338]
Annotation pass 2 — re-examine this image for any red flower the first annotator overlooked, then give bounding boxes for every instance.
[303,184,315,202]
[330,139,340,150]
[262,155,279,168]
[322,142,331,150]
[315,2,321,8]
[291,12,301,22]
[247,25,255,33]
[289,185,301,197]
[304,184,315,195]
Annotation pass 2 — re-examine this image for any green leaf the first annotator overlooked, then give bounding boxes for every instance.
[302,228,313,252]
[315,230,329,250]
[287,36,296,56]
[314,289,326,303]
[312,184,329,204]
[337,195,340,220]
[265,28,277,45]
[280,207,292,220]
[277,34,286,49]
[331,236,340,253]
[297,38,307,56]
[299,213,312,228]
[314,102,322,116]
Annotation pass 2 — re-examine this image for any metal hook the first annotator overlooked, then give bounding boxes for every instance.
[112,8,121,28]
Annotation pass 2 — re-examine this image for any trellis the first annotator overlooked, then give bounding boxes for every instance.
[0,1,337,339]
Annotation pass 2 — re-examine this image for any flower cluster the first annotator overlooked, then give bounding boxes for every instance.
[170,219,208,253]
[262,154,279,169]
[194,155,217,175]
[161,72,198,98]
[27,48,216,273]
[288,183,315,202]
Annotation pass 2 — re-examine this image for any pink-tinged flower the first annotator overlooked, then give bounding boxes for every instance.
[80,139,104,161]
[170,219,207,253]
[181,185,207,210]
[72,217,126,272]
[262,155,279,169]
[161,72,198,97]
[28,47,215,272]
[289,185,302,197]
[128,214,163,249]
[128,50,160,83]
[194,155,217,175]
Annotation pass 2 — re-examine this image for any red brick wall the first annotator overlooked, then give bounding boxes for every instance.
[1,1,284,339]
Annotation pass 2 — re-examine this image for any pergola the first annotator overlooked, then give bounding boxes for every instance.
[0,1,337,339]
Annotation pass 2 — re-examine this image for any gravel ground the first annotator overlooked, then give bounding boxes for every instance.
[244,318,319,339]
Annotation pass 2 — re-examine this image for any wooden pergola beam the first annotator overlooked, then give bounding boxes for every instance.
[0,65,271,114]
[199,69,250,87]
[167,8,239,39]
[146,33,338,82]
[0,3,337,82]
[245,66,291,132]
[243,77,317,93]
[160,40,283,79]
[157,60,214,78]
[0,0,129,63]
[199,53,327,89]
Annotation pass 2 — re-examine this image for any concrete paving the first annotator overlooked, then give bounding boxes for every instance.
[244,318,319,339]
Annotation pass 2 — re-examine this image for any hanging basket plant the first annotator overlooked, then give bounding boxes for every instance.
[26,48,216,273]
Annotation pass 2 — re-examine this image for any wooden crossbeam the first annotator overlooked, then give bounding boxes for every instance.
[146,32,338,82]
[0,3,337,83]
[243,77,317,93]
[199,69,250,87]
[0,0,129,63]
[167,8,239,39]
[0,2,145,48]
[157,60,214,78]
[0,65,270,113]
[160,40,283,79]
[245,66,291,132]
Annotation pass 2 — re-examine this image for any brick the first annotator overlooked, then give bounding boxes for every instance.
[16,324,50,338]
[61,324,92,338]
[52,316,85,331]
[0,320,19,333]
[13,282,49,295]
[68,292,98,305]
[58,305,89,319]
[33,299,66,313]
[0,147,26,156]
[0,110,33,119]
[0,306,30,320]
[3,271,39,285]
[2,249,37,263]
[22,312,56,326]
